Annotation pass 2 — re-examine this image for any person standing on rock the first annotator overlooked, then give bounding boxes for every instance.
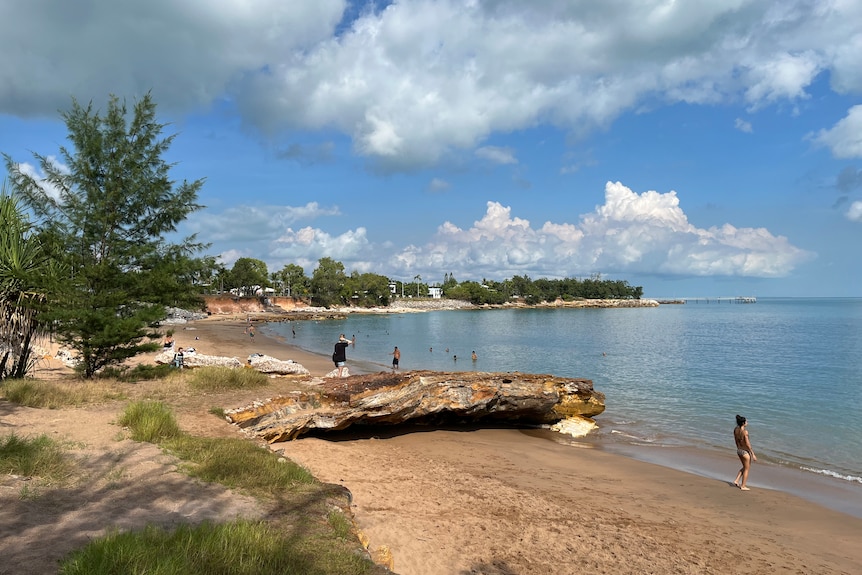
[332,334,351,377]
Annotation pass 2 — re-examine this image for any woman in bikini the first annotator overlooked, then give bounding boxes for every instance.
[733,414,757,490]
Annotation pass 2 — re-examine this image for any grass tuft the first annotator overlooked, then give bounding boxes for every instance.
[327,509,354,540]
[117,401,182,443]
[0,433,72,484]
[165,436,315,493]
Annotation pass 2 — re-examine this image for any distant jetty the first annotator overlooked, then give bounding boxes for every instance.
[655,296,757,304]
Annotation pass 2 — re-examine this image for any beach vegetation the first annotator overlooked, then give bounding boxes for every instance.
[98,363,176,382]
[0,184,57,381]
[0,433,72,485]
[187,365,269,391]
[4,93,207,378]
[58,519,378,575]
[74,401,379,574]
[165,435,314,490]
[119,399,314,491]
[118,400,183,443]
[1,378,126,408]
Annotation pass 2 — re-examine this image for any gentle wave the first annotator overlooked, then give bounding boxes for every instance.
[610,429,655,443]
[800,467,862,484]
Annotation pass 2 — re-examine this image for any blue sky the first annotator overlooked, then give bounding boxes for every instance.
[2,0,861,297]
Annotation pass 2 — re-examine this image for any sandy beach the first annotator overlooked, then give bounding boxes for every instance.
[7,314,862,575]
[187,316,862,574]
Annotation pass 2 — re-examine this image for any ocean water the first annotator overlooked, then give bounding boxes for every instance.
[263,298,862,513]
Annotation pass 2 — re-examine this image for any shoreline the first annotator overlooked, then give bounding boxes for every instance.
[174,316,862,574]
[178,314,862,520]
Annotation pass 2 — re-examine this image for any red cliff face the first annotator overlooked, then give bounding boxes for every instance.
[203,295,303,315]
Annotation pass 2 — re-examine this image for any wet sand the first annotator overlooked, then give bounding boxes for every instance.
[183,315,862,575]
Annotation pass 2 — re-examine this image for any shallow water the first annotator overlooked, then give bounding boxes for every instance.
[264,298,862,516]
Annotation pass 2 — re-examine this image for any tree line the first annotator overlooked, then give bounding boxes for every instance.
[1,93,641,380]
[215,257,643,307]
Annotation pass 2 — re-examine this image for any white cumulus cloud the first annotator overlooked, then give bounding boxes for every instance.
[391,181,811,279]
[812,105,862,159]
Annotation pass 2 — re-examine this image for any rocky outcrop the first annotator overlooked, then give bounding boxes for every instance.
[247,354,310,376]
[154,350,243,369]
[226,371,605,442]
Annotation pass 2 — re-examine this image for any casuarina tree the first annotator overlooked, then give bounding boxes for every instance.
[4,93,205,378]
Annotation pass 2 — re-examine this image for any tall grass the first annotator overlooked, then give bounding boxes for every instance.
[0,433,71,484]
[1,379,126,408]
[59,520,377,575]
[188,366,270,391]
[165,436,314,492]
[98,363,176,382]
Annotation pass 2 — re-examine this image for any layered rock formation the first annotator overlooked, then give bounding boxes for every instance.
[226,370,605,442]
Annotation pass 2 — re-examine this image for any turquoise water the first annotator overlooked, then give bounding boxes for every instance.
[264,298,862,494]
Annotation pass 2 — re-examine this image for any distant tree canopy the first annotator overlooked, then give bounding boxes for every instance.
[344,271,391,307]
[271,264,310,298]
[226,257,268,296]
[441,274,642,305]
[310,257,346,308]
[4,93,206,378]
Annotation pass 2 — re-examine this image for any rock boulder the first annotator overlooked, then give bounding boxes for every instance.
[226,370,605,442]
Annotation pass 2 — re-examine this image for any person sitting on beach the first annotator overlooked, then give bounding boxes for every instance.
[163,334,174,349]
[733,414,757,490]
